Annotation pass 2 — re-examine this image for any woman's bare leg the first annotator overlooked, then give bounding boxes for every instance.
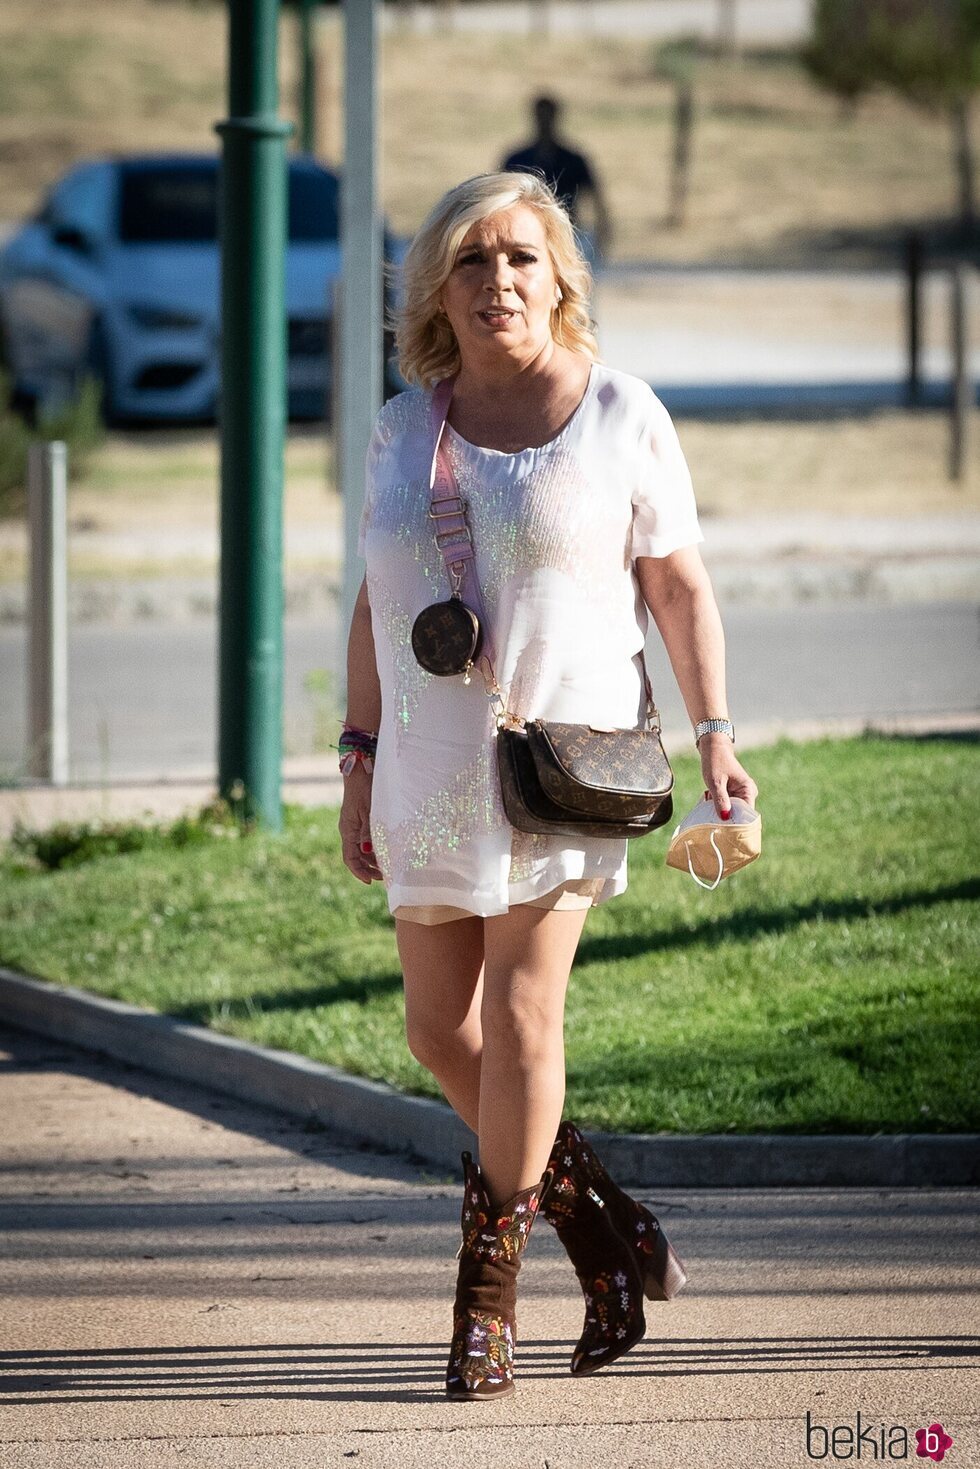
[395,914,484,1131]
[479,905,589,1205]
[396,903,590,1205]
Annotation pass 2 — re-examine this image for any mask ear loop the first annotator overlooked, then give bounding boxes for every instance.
[685,831,725,891]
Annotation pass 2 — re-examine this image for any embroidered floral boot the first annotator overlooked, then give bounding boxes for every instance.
[542,1119,688,1376]
[445,1150,553,1401]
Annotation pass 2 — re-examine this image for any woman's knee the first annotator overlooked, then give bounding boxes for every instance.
[480,976,565,1060]
[397,915,485,1072]
[479,908,584,1060]
[404,1014,481,1074]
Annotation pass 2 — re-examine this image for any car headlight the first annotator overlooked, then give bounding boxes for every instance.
[127,304,202,331]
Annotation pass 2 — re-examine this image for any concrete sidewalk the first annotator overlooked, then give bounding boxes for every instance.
[1,1024,977,1469]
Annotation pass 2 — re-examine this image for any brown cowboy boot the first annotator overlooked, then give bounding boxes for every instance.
[445,1150,554,1401]
[542,1120,688,1376]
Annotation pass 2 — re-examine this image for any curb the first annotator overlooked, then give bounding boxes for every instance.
[2,968,977,1188]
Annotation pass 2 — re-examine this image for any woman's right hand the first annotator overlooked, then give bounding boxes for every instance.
[339,764,383,884]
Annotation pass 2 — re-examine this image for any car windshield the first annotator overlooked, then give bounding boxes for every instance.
[118,165,339,244]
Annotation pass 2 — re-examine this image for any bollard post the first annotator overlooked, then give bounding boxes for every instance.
[339,0,382,692]
[905,228,923,408]
[949,261,974,482]
[26,441,69,785]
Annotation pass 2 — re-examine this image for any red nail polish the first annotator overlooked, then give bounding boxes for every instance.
[361,841,373,852]
[720,808,731,821]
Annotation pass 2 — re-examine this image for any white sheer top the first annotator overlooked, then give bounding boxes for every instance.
[357,361,704,917]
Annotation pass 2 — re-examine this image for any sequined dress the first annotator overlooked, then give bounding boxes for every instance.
[357,361,704,918]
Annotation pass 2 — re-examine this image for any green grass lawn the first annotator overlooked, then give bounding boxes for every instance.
[1,735,977,1136]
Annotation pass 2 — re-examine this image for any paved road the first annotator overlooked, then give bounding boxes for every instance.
[0,1024,976,1469]
[595,269,980,413]
[1,602,977,783]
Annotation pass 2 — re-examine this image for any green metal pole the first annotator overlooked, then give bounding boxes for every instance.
[299,0,317,154]
[215,0,294,832]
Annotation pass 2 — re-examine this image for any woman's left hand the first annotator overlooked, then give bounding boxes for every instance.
[698,733,759,819]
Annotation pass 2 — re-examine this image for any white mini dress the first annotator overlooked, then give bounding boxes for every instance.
[358,361,704,921]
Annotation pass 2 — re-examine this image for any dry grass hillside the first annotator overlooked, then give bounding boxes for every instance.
[0,0,975,264]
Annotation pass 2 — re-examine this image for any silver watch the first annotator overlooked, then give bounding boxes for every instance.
[694,717,735,746]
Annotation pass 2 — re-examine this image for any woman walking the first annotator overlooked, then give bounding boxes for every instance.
[339,172,757,1400]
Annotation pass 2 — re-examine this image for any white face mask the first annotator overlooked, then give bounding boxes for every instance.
[665,796,762,890]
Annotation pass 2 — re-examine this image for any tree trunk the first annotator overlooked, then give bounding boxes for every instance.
[394,0,418,33]
[530,0,553,36]
[951,96,977,238]
[668,81,694,229]
[716,0,738,57]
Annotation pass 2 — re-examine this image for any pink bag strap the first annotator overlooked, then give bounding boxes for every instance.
[427,375,658,728]
[428,375,497,676]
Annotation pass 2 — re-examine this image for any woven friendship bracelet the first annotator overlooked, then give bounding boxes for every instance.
[340,721,377,744]
[338,722,378,777]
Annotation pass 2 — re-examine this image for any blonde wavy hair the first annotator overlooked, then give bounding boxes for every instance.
[390,172,599,388]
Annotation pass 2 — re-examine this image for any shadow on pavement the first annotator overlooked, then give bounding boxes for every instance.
[1,1335,978,1406]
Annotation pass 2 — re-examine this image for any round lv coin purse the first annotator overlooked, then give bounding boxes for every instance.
[411,596,483,676]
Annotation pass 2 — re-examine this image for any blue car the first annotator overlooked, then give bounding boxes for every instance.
[0,152,404,424]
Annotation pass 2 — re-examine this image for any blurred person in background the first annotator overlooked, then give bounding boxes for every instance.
[501,95,612,270]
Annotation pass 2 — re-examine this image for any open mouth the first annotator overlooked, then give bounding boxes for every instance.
[478,308,517,325]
